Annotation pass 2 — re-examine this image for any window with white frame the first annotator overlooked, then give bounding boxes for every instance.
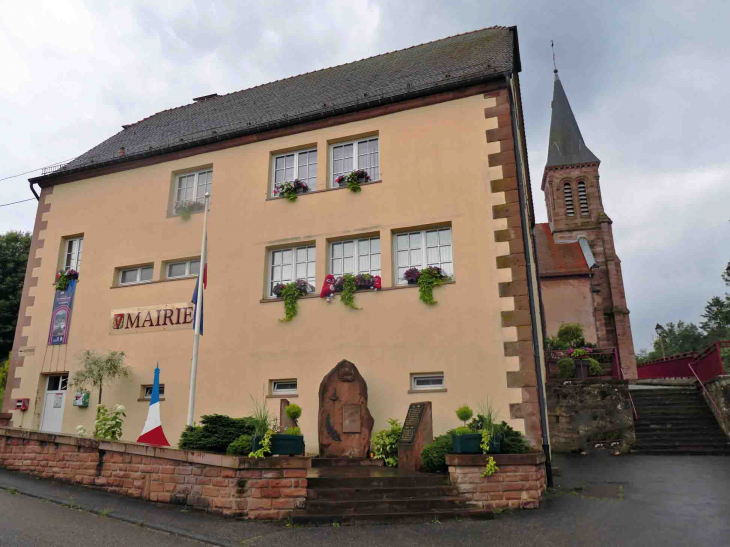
[331,137,379,186]
[64,237,83,272]
[330,237,381,277]
[272,380,298,395]
[269,246,316,297]
[175,169,212,209]
[395,227,453,284]
[142,384,165,400]
[411,373,445,391]
[167,259,200,279]
[272,149,317,196]
[119,265,154,285]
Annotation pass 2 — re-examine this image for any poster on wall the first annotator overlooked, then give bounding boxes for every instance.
[48,279,77,345]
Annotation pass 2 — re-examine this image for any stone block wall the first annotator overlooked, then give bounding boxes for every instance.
[546,379,635,453]
[704,376,730,436]
[445,452,546,510]
[0,427,308,519]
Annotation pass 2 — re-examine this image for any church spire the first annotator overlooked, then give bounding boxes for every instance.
[545,71,600,168]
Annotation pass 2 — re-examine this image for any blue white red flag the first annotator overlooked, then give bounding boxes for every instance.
[191,256,207,335]
[137,364,170,446]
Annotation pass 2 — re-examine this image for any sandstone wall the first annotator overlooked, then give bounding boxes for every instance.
[704,376,730,436]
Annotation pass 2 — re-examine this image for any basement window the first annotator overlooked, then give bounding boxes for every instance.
[142,384,165,400]
[411,373,445,391]
[119,266,154,285]
[272,380,298,395]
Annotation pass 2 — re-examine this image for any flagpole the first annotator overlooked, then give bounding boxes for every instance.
[187,192,209,426]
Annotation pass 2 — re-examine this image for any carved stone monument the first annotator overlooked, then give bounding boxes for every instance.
[318,359,374,457]
[397,401,433,472]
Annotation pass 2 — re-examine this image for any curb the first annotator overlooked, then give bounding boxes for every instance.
[0,484,241,547]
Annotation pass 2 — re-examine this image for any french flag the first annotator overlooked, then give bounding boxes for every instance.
[191,254,207,335]
[137,364,170,446]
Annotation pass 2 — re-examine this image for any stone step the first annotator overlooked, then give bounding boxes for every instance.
[635,432,728,441]
[307,475,451,489]
[302,497,473,515]
[636,417,719,424]
[635,423,722,431]
[290,508,494,525]
[632,403,709,409]
[633,440,730,449]
[307,485,459,500]
[311,458,384,468]
[631,447,730,456]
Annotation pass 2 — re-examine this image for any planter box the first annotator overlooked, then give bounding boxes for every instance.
[451,433,482,454]
[252,434,304,456]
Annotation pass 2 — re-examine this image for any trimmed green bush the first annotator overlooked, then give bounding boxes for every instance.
[495,422,531,454]
[453,426,472,436]
[284,426,302,436]
[226,434,253,455]
[179,414,256,453]
[421,433,453,472]
[587,357,603,376]
[285,404,302,423]
[371,419,402,467]
[557,358,576,379]
[455,405,473,426]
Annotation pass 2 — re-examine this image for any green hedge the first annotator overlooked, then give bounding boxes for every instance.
[178,414,256,453]
[226,434,253,456]
[421,433,453,472]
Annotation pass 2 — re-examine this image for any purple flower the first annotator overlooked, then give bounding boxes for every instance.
[404,268,421,283]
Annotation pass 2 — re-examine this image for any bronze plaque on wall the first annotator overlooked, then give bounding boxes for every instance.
[343,404,362,433]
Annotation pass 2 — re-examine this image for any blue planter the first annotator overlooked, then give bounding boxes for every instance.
[451,433,482,454]
[252,434,304,456]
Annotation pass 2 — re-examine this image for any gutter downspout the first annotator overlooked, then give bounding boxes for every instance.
[505,74,553,488]
[29,180,40,201]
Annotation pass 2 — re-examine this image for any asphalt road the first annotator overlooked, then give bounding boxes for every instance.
[1,452,728,547]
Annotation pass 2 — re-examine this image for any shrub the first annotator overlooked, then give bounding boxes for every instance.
[558,358,576,379]
[371,419,402,467]
[587,357,603,376]
[495,422,531,454]
[421,434,453,473]
[93,404,125,440]
[285,404,302,424]
[226,434,253,455]
[453,426,472,436]
[455,405,473,426]
[178,414,256,453]
[284,426,302,436]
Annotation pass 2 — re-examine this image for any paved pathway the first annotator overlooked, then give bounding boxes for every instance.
[1,452,728,546]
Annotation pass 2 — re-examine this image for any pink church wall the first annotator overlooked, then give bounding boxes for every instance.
[540,277,597,344]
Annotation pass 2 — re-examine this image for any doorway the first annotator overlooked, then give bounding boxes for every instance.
[40,374,68,433]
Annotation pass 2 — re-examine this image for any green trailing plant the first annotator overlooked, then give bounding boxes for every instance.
[285,404,302,426]
[284,426,302,436]
[455,405,473,426]
[249,429,273,458]
[226,434,253,455]
[417,266,451,305]
[557,357,576,379]
[371,418,403,467]
[54,269,79,291]
[274,179,310,201]
[70,350,129,404]
[339,274,360,310]
[93,404,126,440]
[421,433,453,473]
[334,169,371,192]
[479,429,499,477]
[273,280,310,321]
[178,414,256,453]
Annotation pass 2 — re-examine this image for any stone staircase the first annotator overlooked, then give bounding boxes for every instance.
[631,387,730,455]
[290,459,492,524]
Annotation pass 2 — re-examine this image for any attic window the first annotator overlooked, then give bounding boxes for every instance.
[577,181,589,216]
[563,182,575,217]
[193,93,218,102]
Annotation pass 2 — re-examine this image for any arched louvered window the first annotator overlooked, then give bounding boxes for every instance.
[577,181,589,216]
[563,182,575,217]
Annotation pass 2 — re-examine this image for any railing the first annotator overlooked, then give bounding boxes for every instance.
[41,160,72,176]
[688,362,725,431]
[637,341,727,381]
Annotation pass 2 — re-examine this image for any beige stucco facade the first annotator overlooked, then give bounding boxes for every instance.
[6,90,540,453]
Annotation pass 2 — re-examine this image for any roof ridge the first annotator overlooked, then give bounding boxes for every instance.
[122,26,510,129]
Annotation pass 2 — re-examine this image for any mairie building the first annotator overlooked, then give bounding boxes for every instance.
[2,27,552,454]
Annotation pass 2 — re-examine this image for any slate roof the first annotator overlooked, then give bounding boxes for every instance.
[36,26,517,182]
[545,72,600,169]
[534,223,590,277]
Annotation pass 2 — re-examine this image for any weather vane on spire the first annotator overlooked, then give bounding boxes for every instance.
[551,40,558,74]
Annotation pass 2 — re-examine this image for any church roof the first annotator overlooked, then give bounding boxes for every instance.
[33,26,518,183]
[545,72,600,169]
[534,223,591,278]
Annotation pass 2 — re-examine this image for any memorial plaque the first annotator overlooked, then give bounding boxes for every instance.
[400,403,425,444]
[343,403,361,433]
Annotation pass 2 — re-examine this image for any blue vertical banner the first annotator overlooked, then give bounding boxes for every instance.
[48,279,77,345]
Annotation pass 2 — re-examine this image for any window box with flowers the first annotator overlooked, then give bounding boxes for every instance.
[55,269,79,291]
[322,273,381,309]
[402,266,451,305]
[273,179,310,201]
[175,199,207,220]
[335,169,371,193]
[272,279,313,322]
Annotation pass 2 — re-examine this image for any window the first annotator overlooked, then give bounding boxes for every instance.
[167,259,200,279]
[331,137,379,186]
[395,228,453,285]
[269,246,316,297]
[563,182,575,217]
[577,181,589,216]
[64,237,83,272]
[175,169,212,209]
[330,237,381,277]
[142,385,165,400]
[272,380,298,395]
[272,149,317,195]
[47,374,68,391]
[411,373,444,391]
[119,266,154,285]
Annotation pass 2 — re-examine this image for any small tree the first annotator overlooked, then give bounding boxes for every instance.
[456,405,473,426]
[547,323,587,350]
[70,350,129,404]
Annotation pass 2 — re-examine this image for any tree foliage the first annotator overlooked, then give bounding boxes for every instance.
[546,323,593,351]
[179,414,256,453]
[0,358,8,404]
[70,350,129,404]
[0,231,32,359]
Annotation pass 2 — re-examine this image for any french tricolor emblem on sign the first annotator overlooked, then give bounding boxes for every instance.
[137,364,170,446]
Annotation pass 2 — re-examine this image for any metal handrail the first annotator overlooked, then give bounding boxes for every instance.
[616,352,639,420]
[688,362,725,429]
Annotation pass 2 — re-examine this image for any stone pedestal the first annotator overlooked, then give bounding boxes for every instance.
[397,402,432,472]
[318,360,374,457]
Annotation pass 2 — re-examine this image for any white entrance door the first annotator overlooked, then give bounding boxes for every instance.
[40,374,68,433]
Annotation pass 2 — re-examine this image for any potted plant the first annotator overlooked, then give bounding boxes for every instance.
[451,405,483,454]
[175,200,206,220]
[55,269,79,291]
[468,401,502,453]
[559,348,603,379]
[274,179,310,202]
[403,266,451,305]
[403,268,420,285]
[335,169,371,192]
[272,279,312,321]
[273,404,305,456]
[249,399,305,457]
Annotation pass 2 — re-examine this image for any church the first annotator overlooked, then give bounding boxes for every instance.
[536,68,638,378]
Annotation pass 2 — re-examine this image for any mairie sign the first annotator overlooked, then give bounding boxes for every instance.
[110,302,194,335]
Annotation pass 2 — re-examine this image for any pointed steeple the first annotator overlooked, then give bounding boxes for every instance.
[546,71,600,168]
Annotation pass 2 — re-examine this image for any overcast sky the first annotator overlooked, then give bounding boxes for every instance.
[1,0,728,352]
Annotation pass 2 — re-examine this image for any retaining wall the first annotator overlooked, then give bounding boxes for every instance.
[705,376,730,436]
